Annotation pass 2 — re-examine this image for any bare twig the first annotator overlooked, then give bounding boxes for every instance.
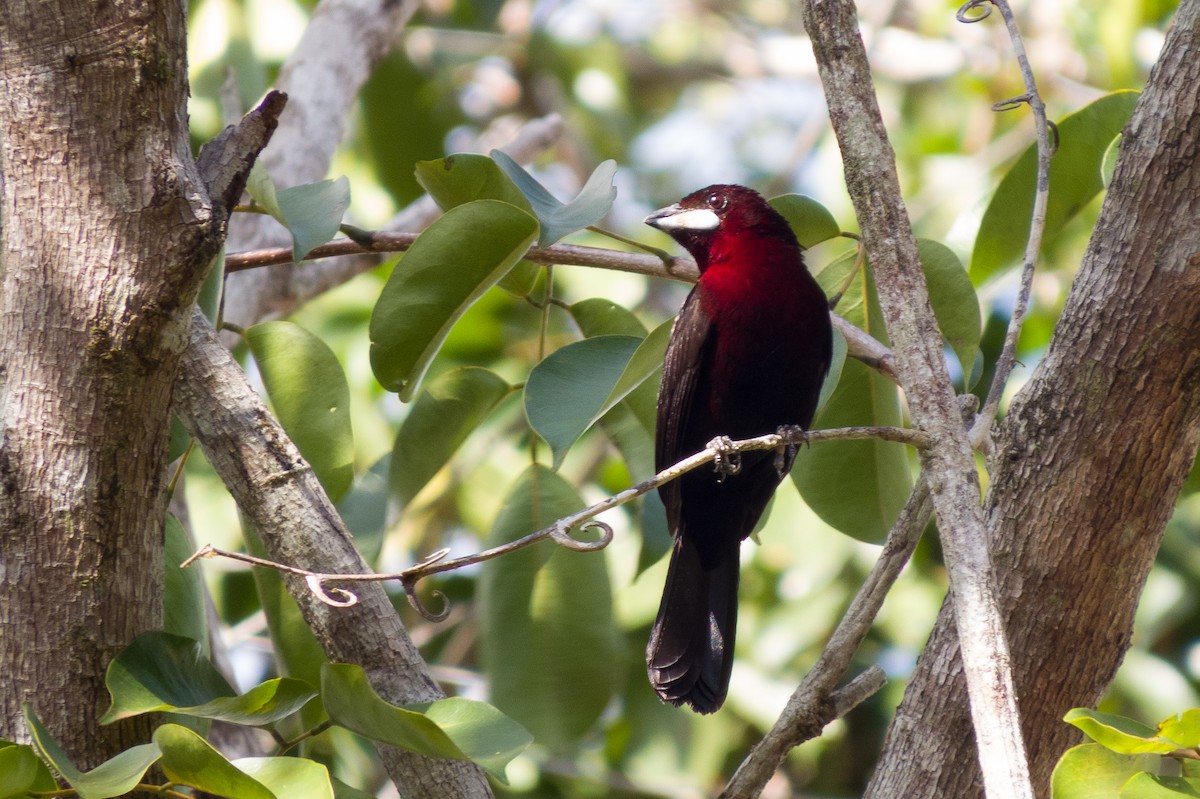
[721,476,933,797]
[185,425,928,621]
[959,0,1056,450]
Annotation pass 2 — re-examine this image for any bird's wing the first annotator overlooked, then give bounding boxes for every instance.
[655,286,716,528]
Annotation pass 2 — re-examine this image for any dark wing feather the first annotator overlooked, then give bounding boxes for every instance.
[654,286,715,531]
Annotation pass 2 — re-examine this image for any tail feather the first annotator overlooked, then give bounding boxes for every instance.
[646,536,739,714]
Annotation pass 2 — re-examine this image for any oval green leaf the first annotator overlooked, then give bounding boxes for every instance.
[155,724,276,799]
[795,250,911,543]
[320,663,531,781]
[769,194,842,249]
[972,91,1140,281]
[570,297,648,338]
[233,757,334,799]
[524,334,644,468]
[1121,773,1200,798]
[919,238,981,383]
[415,153,533,213]
[0,744,48,799]
[389,366,512,510]
[1158,709,1200,749]
[246,321,355,502]
[480,465,620,746]
[276,177,351,262]
[24,705,161,799]
[164,514,208,645]
[101,631,315,726]
[491,150,617,247]
[1050,743,1160,799]
[369,199,538,399]
[1065,708,1179,755]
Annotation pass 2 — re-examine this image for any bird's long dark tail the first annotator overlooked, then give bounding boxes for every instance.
[646,535,739,714]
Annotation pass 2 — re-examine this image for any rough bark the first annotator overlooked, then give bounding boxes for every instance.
[0,0,220,766]
[174,310,493,798]
[865,0,1200,794]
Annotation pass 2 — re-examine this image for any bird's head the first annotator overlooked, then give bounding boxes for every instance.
[644,184,799,272]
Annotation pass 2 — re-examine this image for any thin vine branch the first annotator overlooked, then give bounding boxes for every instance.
[184,424,928,621]
[958,0,1056,449]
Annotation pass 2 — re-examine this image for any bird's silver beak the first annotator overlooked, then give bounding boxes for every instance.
[644,204,720,232]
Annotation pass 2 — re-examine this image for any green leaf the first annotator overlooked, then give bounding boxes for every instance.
[415,153,533,214]
[336,454,391,565]
[816,327,848,415]
[972,91,1140,281]
[389,367,512,510]
[0,742,56,798]
[524,335,644,468]
[1051,743,1159,799]
[919,239,982,382]
[331,777,377,799]
[1102,134,1123,187]
[570,298,648,338]
[320,663,531,781]
[769,194,842,249]
[276,177,352,262]
[1122,773,1200,798]
[101,632,315,726]
[246,166,351,262]
[198,247,225,323]
[1066,708,1180,755]
[369,199,538,400]
[233,757,334,799]
[24,706,161,799]
[795,250,911,542]
[1158,710,1200,748]
[480,465,620,746]
[491,150,617,247]
[246,321,355,501]
[155,724,276,799]
[164,514,208,645]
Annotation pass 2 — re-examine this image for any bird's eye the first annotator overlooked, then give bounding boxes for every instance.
[706,192,728,211]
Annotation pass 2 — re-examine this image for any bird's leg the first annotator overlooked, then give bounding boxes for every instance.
[708,436,742,483]
[774,425,808,477]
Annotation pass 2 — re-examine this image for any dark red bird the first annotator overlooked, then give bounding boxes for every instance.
[644,185,832,713]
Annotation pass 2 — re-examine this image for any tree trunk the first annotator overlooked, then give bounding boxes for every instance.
[0,0,224,767]
[865,1,1200,794]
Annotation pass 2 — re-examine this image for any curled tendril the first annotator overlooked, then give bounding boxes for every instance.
[307,575,359,608]
[402,578,451,622]
[1047,120,1061,156]
[412,547,451,569]
[549,519,614,552]
[992,93,1032,112]
[956,0,993,23]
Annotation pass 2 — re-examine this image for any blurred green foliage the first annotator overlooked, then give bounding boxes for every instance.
[178,0,1195,796]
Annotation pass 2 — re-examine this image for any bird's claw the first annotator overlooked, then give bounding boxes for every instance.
[774,425,808,477]
[708,436,742,483]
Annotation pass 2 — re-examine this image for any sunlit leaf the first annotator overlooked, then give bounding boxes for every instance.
[24,706,161,799]
[155,724,275,799]
[480,465,620,747]
[919,239,981,382]
[321,663,531,781]
[1158,709,1200,749]
[389,366,512,509]
[795,250,911,542]
[246,321,355,502]
[369,199,538,400]
[1121,773,1200,798]
[769,194,842,249]
[100,632,314,726]
[972,91,1140,281]
[234,757,334,799]
[0,741,57,798]
[1050,743,1159,799]
[246,165,351,262]
[1065,708,1179,755]
[491,150,617,246]
[415,153,533,213]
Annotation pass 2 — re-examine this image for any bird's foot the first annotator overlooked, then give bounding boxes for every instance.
[774,425,808,477]
[708,436,742,483]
